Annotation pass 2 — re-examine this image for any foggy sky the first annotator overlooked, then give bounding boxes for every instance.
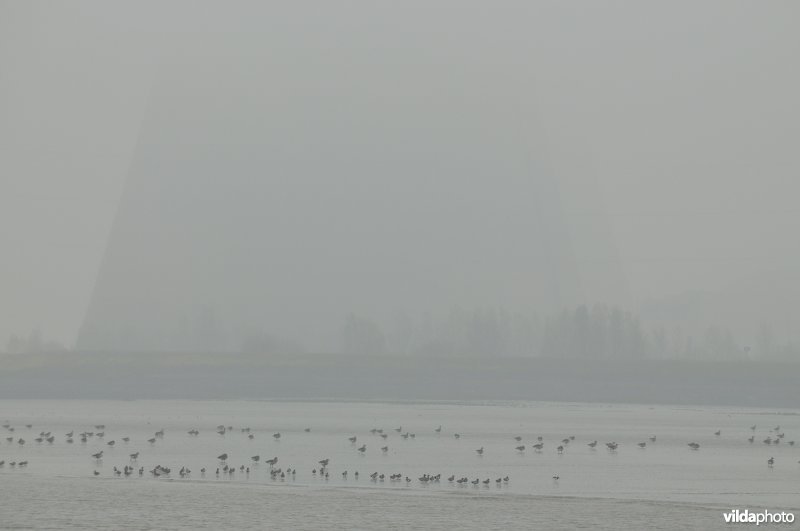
[2,1,799,351]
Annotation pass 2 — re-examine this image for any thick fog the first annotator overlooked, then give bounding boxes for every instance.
[2,1,800,365]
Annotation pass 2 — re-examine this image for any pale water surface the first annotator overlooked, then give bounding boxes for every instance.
[1,400,798,530]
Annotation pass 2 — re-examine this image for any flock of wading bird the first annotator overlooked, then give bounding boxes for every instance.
[1,421,796,485]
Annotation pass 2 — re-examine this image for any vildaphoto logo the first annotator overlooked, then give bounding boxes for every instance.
[723,509,795,525]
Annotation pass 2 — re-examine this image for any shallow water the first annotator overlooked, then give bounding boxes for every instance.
[1,399,798,529]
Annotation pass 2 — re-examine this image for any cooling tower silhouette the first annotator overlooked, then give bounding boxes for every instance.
[77,55,586,353]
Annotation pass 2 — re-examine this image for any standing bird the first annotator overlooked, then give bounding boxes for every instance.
[218,453,228,463]
[767,457,774,467]
[475,447,484,455]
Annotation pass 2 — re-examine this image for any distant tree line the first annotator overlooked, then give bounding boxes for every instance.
[541,305,646,359]
[340,307,541,357]
[5,305,799,362]
[340,304,800,361]
[5,329,66,354]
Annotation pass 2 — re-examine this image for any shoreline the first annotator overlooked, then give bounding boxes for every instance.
[1,355,798,408]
